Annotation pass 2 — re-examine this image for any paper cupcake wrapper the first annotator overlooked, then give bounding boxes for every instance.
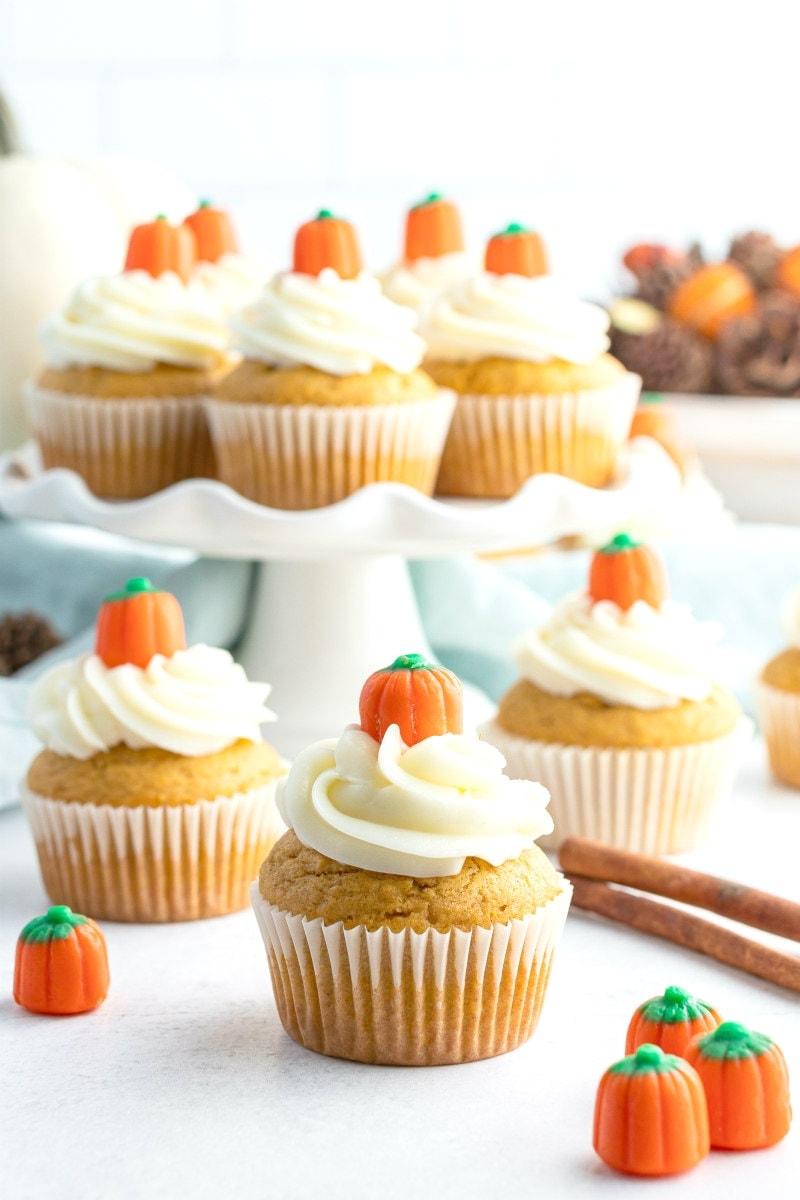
[205,389,456,510]
[251,880,572,1066]
[755,682,800,788]
[22,781,286,923]
[479,718,752,854]
[435,371,641,496]
[25,383,216,498]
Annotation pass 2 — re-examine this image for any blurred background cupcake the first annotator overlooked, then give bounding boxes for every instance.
[381,192,475,316]
[422,223,640,496]
[208,209,455,509]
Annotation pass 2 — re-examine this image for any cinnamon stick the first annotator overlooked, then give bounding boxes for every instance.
[570,878,800,994]
[560,838,800,943]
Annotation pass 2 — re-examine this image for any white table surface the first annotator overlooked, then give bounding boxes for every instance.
[2,738,799,1200]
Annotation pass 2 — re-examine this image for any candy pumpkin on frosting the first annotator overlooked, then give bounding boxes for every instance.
[183,199,239,263]
[359,653,463,746]
[293,209,362,280]
[588,533,668,611]
[485,222,548,278]
[94,577,186,669]
[14,905,109,1015]
[124,214,197,283]
[404,193,465,262]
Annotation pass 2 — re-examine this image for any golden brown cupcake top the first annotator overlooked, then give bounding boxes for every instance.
[213,361,439,407]
[425,353,626,396]
[761,648,800,694]
[37,363,228,399]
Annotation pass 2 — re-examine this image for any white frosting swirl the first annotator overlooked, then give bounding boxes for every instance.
[28,645,275,759]
[277,723,552,877]
[230,269,426,375]
[421,272,611,365]
[514,594,721,710]
[193,253,267,315]
[381,252,476,316]
[783,587,800,649]
[40,271,230,372]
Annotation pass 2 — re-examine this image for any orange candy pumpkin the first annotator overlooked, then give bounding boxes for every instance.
[588,533,668,611]
[293,209,362,280]
[629,397,692,476]
[14,905,109,1015]
[668,262,756,339]
[404,193,465,262]
[594,1043,710,1176]
[359,653,463,746]
[626,986,722,1057]
[95,577,186,669]
[183,199,239,263]
[774,245,800,300]
[485,222,548,278]
[685,1021,792,1150]
[124,214,197,283]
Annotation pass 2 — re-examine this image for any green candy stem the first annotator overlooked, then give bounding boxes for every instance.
[638,985,713,1025]
[155,213,167,221]
[198,198,212,209]
[386,652,436,672]
[103,577,159,603]
[20,906,88,944]
[412,191,443,209]
[494,221,529,237]
[598,532,641,555]
[316,208,334,220]
[610,1043,683,1076]
[696,1021,773,1061]
[640,392,664,405]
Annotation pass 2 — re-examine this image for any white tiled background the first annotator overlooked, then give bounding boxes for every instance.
[1,0,798,294]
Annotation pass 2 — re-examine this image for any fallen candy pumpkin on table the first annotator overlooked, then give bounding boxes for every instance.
[14,905,109,1015]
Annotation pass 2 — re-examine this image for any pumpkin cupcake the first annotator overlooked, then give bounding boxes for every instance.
[22,577,286,922]
[252,653,571,1066]
[421,223,640,496]
[381,192,475,316]
[26,216,231,498]
[755,585,800,788]
[481,535,747,853]
[185,200,267,314]
[208,209,455,510]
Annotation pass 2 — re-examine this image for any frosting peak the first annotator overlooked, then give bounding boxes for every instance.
[277,724,553,877]
[230,269,426,375]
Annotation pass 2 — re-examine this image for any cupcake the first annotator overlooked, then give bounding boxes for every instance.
[22,577,286,922]
[481,535,747,853]
[755,586,800,787]
[208,209,455,510]
[422,223,640,496]
[184,200,267,314]
[26,216,231,499]
[381,192,475,316]
[251,653,571,1066]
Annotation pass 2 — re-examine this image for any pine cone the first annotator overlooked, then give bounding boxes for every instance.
[716,292,800,396]
[610,319,714,393]
[728,231,782,291]
[0,612,61,676]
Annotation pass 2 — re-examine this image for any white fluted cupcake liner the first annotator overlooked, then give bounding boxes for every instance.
[205,390,456,510]
[22,781,286,923]
[480,719,752,854]
[25,383,215,498]
[435,371,641,496]
[755,682,800,788]
[251,880,572,1066]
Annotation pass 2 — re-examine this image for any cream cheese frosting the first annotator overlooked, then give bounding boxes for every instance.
[28,645,275,759]
[40,271,230,372]
[514,593,721,710]
[421,272,611,365]
[193,253,267,315]
[230,268,426,375]
[381,252,476,316]
[277,723,553,877]
[783,587,800,648]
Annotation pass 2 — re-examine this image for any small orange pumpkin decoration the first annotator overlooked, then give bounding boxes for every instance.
[403,192,465,262]
[95,577,186,670]
[774,245,800,300]
[685,1021,792,1150]
[484,222,548,278]
[668,262,756,339]
[183,199,239,263]
[14,905,109,1015]
[594,1043,710,1176]
[293,209,362,280]
[623,243,684,276]
[626,986,722,1057]
[588,533,668,611]
[629,396,692,476]
[124,214,197,283]
[359,652,463,746]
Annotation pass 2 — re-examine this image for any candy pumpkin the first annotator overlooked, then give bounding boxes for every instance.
[629,395,691,476]
[626,986,722,1057]
[593,1043,710,1176]
[668,262,756,340]
[588,533,668,611]
[14,905,109,1015]
[293,209,362,280]
[359,653,463,746]
[184,199,239,263]
[124,214,197,283]
[95,577,186,669]
[685,1021,792,1150]
[404,193,465,262]
[775,245,800,301]
[623,243,684,276]
[484,222,548,278]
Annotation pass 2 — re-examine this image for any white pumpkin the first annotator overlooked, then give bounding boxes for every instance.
[0,153,196,452]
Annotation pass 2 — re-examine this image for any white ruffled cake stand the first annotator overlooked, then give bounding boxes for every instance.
[0,439,680,757]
